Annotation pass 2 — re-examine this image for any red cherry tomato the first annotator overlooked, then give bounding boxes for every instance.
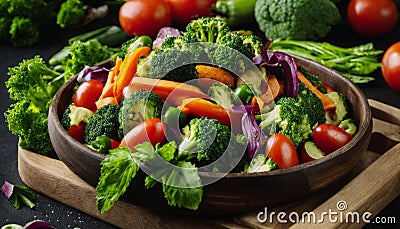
[382,41,400,92]
[165,0,216,28]
[67,122,85,143]
[120,118,166,152]
[110,139,120,150]
[312,124,353,154]
[265,134,299,169]
[119,0,171,38]
[72,80,103,111]
[347,0,398,37]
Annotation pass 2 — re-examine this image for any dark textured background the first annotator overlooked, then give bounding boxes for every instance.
[1,7,399,229]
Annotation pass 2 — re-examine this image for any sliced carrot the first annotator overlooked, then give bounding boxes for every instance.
[99,71,116,99]
[196,65,235,88]
[179,98,230,126]
[298,71,336,111]
[124,77,209,105]
[113,46,151,102]
[256,75,283,109]
[95,97,118,109]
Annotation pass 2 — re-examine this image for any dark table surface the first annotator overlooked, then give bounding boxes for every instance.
[1,11,400,229]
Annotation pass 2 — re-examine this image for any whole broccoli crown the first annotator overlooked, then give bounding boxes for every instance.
[255,0,341,40]
[84,104,120,144]
[147,48,198,82]
[57,0,86,29]
[296,82,326,127]
[119,89,163,136]
[298,66,327,93]
[9,17,39,47]
[185,17,231,43]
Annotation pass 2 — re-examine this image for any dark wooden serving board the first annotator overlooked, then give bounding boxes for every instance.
[18,99,400,228]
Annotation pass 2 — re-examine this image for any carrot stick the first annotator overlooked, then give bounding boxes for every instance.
[113,47,151,102]
[196,65,235,88]
[298,71,336,111]
[179,98,230,126]
[124,77,209,105]
[95,97,119,109]
[256,75,283,109]
[99,72,116,99]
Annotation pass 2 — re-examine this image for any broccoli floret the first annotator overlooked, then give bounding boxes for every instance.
[296,82,326,128]
[184,17,230,43]
[177,117,231,166]
[208,82,239,109]
[254,0,341,40]
[298,66,327,93]
[9,17,39,47]
[245,153,279,173]
[61,104,94,130]
[209,31,263,73]
[56,0,86,29]
[325,91,351,125]
[84,104,120,144]
[257,84,325,148]
[119,89,164,136]
[218,32,263,59]
[147,48,198,83]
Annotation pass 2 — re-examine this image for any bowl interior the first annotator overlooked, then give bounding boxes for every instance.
[48,56,372,215]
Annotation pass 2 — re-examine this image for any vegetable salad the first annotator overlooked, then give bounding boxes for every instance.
[61,17,357,212]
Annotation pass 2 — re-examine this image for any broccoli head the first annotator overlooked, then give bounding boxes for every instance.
[56,0,86,29]
[254,0,341,40]
[84,104,120,144]
[296,82,326,128]
[217,32,263,59]
[119,89,164,136]
[177,117,232,166]
[184,17,230,43]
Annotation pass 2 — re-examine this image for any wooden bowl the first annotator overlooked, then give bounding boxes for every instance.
[48,56,372,215]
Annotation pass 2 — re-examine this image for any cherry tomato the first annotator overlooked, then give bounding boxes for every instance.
[68,122,85,143]
[313,124,353,154]
[110,139,120,150]
[120,118,166,152]
[119,0,171,38]
[265,134,299,169]
[165,0,216,28]
[382,41,400,92]
[347,0,398,37]
[72,80,103,111]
